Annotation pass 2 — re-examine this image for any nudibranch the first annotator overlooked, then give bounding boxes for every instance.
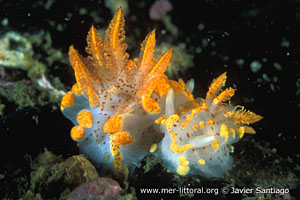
[153,72,262,177]
[61,8,262,179]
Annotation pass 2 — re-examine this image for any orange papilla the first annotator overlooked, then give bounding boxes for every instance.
[70,125,85,141]
[136,49,173,101]
[86,25,105,68]
[136,30,156,82]
[60,91,75,110]
[224,109,263,125]
[77,110,93,128]
[71,83,83,96]
[141,96,161,114]
[69,46,100,108]
[213,87,235,105]
[103,115,124,133]
[206,72,227,100]
[110,131,134,145]
[104,8,129,69]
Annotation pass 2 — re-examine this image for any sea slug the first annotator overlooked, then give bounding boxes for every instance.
[61,8,262,179]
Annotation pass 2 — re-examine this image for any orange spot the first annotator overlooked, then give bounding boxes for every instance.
[150,143,157,153]
[110,131,134,145]
[198,159,205,165]
[178,156,189,166]
[70,126,85,141]
[176,165,189,176]
[61,92,75,110]
[103,115,124,133]
[199,121,205,128]
[210,138,220,152]
[127,59,134,68]
[193,125,198,130]
[77,110,93,128]
[177,156,190,175]
[207,119,214,127]
[141,96,160,114]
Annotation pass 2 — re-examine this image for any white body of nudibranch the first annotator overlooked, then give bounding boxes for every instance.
[61,9,262,179]
[152,73,262,177]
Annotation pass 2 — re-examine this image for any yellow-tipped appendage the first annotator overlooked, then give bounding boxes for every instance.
[206,72,227,101]
[205,73,263,137]
[224,107,263,125]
